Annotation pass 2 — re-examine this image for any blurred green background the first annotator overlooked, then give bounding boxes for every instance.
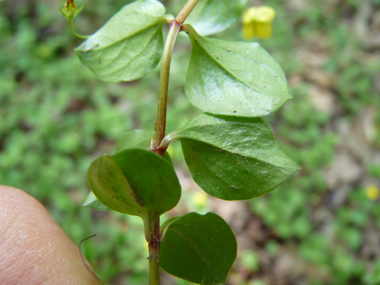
[1,0,380,284]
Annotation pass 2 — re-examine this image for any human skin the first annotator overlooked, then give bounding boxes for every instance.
[0,185,99,285]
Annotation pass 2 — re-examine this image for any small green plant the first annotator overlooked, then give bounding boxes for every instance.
[61,0,299,284]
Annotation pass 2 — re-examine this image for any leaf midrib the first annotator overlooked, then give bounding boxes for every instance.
[170,226,220,282]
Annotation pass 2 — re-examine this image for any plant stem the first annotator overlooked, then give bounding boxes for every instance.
[153,0,200,156]
[153,22,180,155]
[150,1,200,284]
[148,218,161,285]
[176,0,200,24]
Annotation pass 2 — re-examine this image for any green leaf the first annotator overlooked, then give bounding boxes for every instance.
[184,0,248,36]
[75,0,166,82]
[160,212,237,284]
[116,129,153,152]
[83,191,114,212]
[184,24,291,117]
[167,114,299,200]
[87,149,181,222]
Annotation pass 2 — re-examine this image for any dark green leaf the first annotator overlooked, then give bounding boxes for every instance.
[88,149,181,221]
[75,0,166,82]
[83,191,114,212]
[184,0,248,36]
[160,212,237,284]
[184,25,291,117]
[167,114,299,200]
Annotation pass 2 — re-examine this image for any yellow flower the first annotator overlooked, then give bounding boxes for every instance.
[366,185,380,200]
[193,191,208,208]
[242,6,276,39]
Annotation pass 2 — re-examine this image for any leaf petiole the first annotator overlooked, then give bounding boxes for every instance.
[68,20,89,39]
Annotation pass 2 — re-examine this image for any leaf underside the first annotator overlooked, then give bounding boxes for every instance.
[75,0,166,82]
[116,129,153,152]
[83,191,114,212]
[87,149,181,221]
[184,0,248,36]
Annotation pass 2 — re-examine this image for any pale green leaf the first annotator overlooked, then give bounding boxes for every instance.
[87,153,146,217]
[75,0,166,82]
[116,129,153,152]
[184,0,248,36]
[83,191,114,212]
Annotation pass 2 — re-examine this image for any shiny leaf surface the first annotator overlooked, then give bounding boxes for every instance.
[185,25,291,117]
[167,114,299,200]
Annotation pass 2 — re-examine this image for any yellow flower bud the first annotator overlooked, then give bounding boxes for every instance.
[255,22,273,39]
[253,6,276,23]
[366,185,380,200]
[64,0,78,10]
[243,7,258,24]
[242,22,255,39]
[60,0,83,21]
[242,6,276,39]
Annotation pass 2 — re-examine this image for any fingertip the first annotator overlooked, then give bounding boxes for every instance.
[0,185,99,285]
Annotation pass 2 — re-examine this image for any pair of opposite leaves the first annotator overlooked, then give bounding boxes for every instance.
[79,1,299,284]
[85,114,299,285]
[81,0,299,223]
[75,0,292,118]
[78,0,298,201]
